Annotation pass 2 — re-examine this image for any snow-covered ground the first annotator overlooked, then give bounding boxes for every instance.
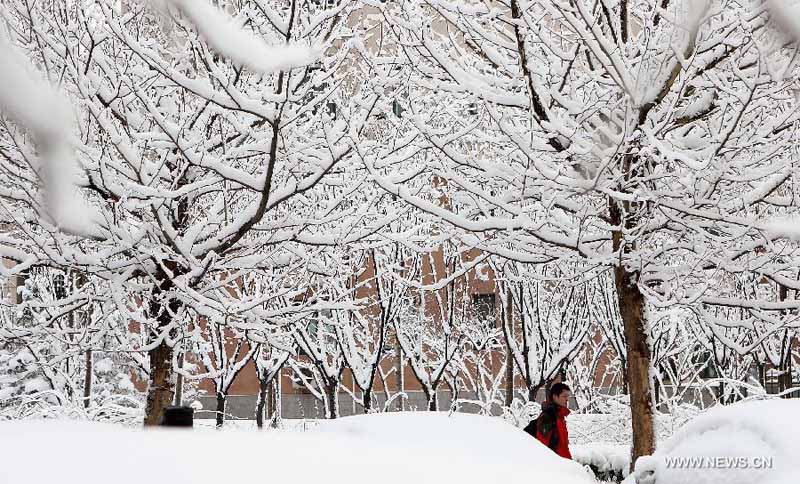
[0,412,596,484]
[3,401,797,484]
[632,399,800,484]
[193,418,319,432]
[315,412,593,479]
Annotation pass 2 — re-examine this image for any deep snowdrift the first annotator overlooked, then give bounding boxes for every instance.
[633,399,800,484]
[0,412,595,484]
[317,412,592,477]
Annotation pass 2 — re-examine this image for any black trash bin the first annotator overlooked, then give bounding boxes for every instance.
[161,405,194,427]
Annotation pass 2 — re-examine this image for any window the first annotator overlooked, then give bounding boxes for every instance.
[14,272,27,305]
[302,308,332,344]
[657,358,680,384]
[309,0,341,8]
[291,365,318,391]
[693,351,717,379]
[53,273,67,300]
[472,294,495,327]
[392,99,404,117]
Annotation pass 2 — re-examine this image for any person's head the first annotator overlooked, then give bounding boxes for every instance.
[549,382,571,408]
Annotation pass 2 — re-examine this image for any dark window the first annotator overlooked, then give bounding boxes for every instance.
[392,99,404,117]
[472,294,495,326]
[693,351,717,379]
[291,365,318,392]
[53,273,67,300]
[309,0,341,7]
[305,308,332,342]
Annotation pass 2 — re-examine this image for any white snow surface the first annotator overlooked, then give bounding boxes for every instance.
[0,413,596,484]
[633,399,800,484]
[315,412,594,481]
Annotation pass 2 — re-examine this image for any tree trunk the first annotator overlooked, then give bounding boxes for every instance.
[610,190,656,469]
[621,362,629,395]
[215,391,226,428]
[757,362,767,390]
[779,335,793,398]
[615,266,656,470]
[256,377,268,428]
[143,340,175,426]
[82,349,92,409]
[324,381,339,419]
[362,388,372,414]
[271,378,281,428]
[142,267,182,426]
[426,388,438,411]
[505,289,514,406]
[777,285,793,398]
[527,383,540,403]
[396,343,404,411]
[174,350,184,406]
[653,375,660,406]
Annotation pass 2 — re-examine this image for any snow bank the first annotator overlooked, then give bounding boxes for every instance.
[0,413,596,484]
[316,412,595,482]
[633,399,800,484]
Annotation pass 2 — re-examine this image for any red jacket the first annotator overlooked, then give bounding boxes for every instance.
[535,404,572,459]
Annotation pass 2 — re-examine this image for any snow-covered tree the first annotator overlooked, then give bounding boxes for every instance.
[363,0,800,465]
[498,262,595,402]
[0,0,386,424]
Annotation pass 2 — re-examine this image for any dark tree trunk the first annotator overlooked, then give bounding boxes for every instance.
[270,379,281,427]
[621,362,629,395]
[83,349,92,409]
[174,351,184,406]
[615,266,655,469]
[362,388,372,414]
[426,388,438,411]
[528,379,547,403]
[256,377,268,429]
[396,343,405,411]
[143,339,175,426]
[257,378,280,428]
[610,196,656,470]
[505,289,514,406]
[777,285,794,398]
[758,362,767,390]
[324,381,339,419]
[257,360,283,428]
[779,334,794,398]
[653,376,660,406]
[215,391,226,428]
[142,263,185,426]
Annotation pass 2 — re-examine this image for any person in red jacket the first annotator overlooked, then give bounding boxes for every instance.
[535,382,572,460]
